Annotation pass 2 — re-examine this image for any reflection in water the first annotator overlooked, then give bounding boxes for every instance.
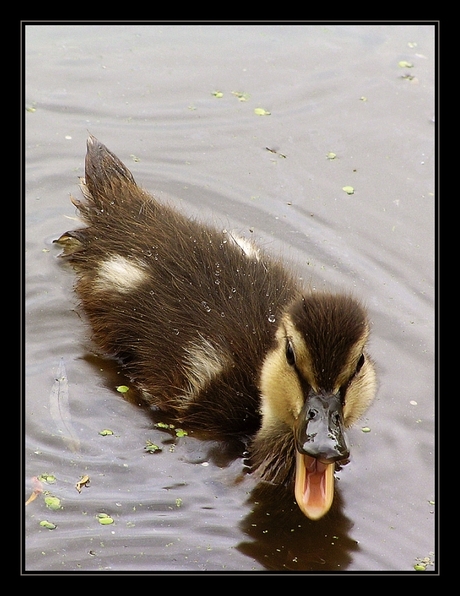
[78,352,357,572]
[238,483,357,571]
[83,353,250,467]
[74,354,359,572]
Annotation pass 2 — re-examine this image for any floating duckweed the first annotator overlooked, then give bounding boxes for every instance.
[398,60,414,68]
[99,429,114,436]
[145,440,162,453]
[97,513,114,525]
[212,91,223,98]
[155,422,174,429]
[176,498,183,507]
[414,553,434,571]
[342,186,355,195]
[44,496,62,511]
[232,91,250,101]
[116,385,129,393]
[38,474,56,484]
[361,426,371,433]
[39,520,57,530]
[254,107,271,116]
[175,428,188,438]
[326,152,337,160]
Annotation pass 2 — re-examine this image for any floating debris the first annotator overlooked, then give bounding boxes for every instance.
[266,147,286,158]
[25,476,44,506]
[75,475,90,493]
[414,553,435,571]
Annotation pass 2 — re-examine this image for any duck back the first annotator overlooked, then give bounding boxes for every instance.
[58,136,301,437]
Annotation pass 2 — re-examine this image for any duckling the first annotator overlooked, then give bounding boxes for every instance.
[56,135,377,520]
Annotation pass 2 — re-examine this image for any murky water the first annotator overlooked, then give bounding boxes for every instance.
[24,24,436,573]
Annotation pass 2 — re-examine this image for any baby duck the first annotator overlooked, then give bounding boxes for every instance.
[56,136,377,520]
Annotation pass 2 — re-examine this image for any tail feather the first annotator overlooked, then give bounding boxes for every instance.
[55,135,156,258]
[84,134,136,194]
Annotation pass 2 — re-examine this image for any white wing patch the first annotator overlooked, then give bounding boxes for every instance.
[96,255,148,293]
[182,334,232,401]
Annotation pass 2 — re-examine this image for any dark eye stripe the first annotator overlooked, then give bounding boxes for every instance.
[340,354,366,404]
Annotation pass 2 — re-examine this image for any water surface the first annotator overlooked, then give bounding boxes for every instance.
[25,24,436,573]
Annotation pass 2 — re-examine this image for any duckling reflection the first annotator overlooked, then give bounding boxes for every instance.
[238,482,357,571]
[56,136,377,520]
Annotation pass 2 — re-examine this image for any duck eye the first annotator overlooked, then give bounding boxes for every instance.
[355,354,365,374]
[286,340,296,366]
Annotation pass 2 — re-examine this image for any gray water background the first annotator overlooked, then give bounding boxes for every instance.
[24,23,436,573]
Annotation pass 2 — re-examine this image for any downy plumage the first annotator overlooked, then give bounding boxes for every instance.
[56,136,377,520]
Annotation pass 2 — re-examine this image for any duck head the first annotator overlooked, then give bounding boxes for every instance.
[256,293,377,520]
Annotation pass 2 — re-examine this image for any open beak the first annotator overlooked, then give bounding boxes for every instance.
[293,392,349,520]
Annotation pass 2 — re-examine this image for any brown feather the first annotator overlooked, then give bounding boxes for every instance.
[56,136,377,510]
